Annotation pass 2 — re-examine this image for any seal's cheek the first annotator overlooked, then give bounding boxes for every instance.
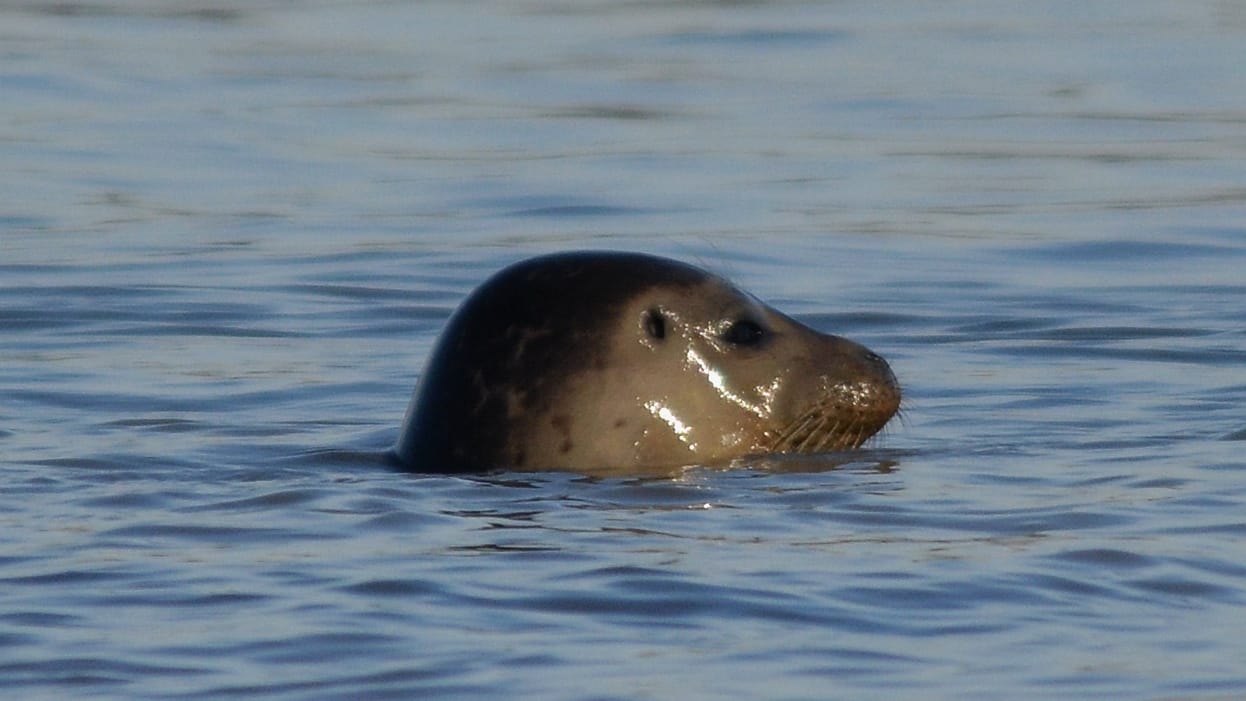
[678,345,781,421]
[643,399,698,451]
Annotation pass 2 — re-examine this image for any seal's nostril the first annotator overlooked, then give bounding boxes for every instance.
[860,350,889,371]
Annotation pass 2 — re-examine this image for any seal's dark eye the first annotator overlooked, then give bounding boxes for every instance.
[644,308,666,340]
[723,319,766,346]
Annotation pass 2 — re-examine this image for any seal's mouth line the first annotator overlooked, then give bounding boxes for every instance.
[769,397,889,454]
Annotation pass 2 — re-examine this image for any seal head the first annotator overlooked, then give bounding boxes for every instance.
[395,251,900,475]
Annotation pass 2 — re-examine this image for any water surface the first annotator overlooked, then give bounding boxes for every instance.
[3,1,1246,699]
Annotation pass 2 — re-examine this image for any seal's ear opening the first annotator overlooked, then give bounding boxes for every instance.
[643,308,666,341]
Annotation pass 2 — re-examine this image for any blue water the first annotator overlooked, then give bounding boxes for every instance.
[4,1,1246,699]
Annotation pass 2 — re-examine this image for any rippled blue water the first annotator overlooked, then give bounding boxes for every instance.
[4,1,1246,699]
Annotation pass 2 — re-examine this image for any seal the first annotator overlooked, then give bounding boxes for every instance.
[394,251,900,475]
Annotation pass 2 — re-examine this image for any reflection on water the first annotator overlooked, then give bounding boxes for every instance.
[2,1,1246,699]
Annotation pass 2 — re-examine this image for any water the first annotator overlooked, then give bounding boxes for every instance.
[3,1,1246,699]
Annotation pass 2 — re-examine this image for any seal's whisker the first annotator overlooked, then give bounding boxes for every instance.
[815,421,841,452]
[773,398,859,455]
[804,411,835,451]
[774,403,822,452]
[822,418,846,452]
[802,415,838,453]
[846,423,864,450]
[851,422,867,449]
[791,419,821,452]
[831,419,854,451]
[855,421,872,447]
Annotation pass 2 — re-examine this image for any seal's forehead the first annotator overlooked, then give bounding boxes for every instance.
[460,251,708,326]
[444,251,710,357]
[490,251,709,300]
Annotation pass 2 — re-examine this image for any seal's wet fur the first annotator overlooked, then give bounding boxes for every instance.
[397,252,704,472]
[395,251,899,474]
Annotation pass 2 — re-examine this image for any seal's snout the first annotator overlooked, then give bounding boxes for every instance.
[768,334,900,454]
[852,344,902,422]
[863,348,900,403]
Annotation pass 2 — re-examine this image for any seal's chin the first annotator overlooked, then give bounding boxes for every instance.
[766,381,901,454]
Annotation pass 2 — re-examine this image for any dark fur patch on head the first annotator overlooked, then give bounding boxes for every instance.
[398,251,706,472]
